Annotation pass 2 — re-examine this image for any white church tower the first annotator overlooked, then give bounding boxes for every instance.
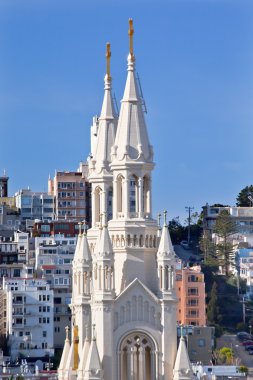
[60,19,193,380]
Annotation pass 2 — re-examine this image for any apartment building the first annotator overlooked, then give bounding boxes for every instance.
[48,167,91,224]
[176,265,206,326]
[32,220,80,238]
[177,325,215,365]
[203,203,253,236]
[15,189,55,221]
[3,277,54,361]
[35,235,76,348]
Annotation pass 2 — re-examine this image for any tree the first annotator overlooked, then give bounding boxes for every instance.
[236,185,253,207]
[213,210,237,276]
[207,282,219,324]
[199,230,216,263]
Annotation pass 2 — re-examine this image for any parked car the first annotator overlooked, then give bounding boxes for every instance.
[248,350,253,355]
[242,340,253,346]
[180,240,190,250]
[245,345,253,351]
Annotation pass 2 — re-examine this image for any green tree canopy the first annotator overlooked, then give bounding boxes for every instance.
[213,210,237,276]
[236,185,253,207]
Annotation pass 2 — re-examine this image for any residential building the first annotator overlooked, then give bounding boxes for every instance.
[35,241,74,348]
[3,277,54,361]
[0,174,9,198]
[176,265,206,326]
[203,203,253,236]
[177,325,215,365]
[15,189,55,221]
[48,166,91,224]
[32,220,80,238]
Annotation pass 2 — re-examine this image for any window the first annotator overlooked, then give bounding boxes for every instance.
[41,225,50,232]
[43,331,47,337]
[198,339,206,347]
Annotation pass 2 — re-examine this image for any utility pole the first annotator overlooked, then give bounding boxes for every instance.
[185,206,194,246]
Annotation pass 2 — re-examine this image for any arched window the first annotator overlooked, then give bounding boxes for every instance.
[95,186,102,224]
[119,332,156,380]
[117,175,124,213]
[107,186,113,221]
[143,176,151,214]
[129,175,138,214]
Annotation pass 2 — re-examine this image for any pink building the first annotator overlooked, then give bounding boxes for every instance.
[48,168,91,224]
[176,265,206,326]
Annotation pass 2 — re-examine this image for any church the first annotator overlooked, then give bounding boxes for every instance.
[58,19,193,380]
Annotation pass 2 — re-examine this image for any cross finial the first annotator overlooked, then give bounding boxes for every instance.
[92,324,96,341]
[128,18,135,62]
[163,210,167,226]
[106,42,111,81]
[82,219,87,235]
[65,326,70,341]
[103,211,107,227]
[99,213,103,230]
[78,222,82,236]
[158,213,162,228]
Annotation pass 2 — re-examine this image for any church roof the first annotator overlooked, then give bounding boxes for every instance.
[157,224,175,259]
[74,232,92,264]
[84,337,102,374]
[92,43,117,174]
[111,21,153,164]
[96,224,113,259]
[173,336,193,380]
[78,336,90,372]
[115,277,159,304]
[58,327,70,371]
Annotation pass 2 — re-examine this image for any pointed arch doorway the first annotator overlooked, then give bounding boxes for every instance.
[119,332,157,380]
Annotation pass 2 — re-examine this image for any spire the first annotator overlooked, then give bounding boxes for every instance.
[58,326,70,372]
[91,42,117,175]
[97,223,113,258]
[78,326,90,375]
[84,328,102,379]
[157,214,175,259]
[74,222,92,264]
[173,334,193,380]
[112,19,153,164]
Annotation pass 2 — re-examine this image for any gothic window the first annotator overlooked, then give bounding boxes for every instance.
[107,186,113,221]
[143,176,151,214]
[117,175,124,213]
[95,186,102,224]
[129,175,138,213]
[119,332,156,380]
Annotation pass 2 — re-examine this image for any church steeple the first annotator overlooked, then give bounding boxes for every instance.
[110,19,154,221]
[111,18,153,164]
[173,329,193,380]
[90,42,117,175]
[89,43,118,228]
[157,211,176,295]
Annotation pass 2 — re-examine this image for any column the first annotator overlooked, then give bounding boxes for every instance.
[148,177,152,216]
[168,267,171,290]
[113,178,118,219]
[101,189,106,216]
[162,266,167,291]
[124,178,129,219]
[127,347,134,380]
[91,188,96,227]
[139,347,146,380]
[138,177,143,218]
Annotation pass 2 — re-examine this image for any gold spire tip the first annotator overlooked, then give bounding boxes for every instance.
[106,42,111,80]
[128,18,135,62]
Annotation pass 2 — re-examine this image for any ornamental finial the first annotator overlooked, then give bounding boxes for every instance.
[128,18,135,62]
[106,42,111,81]
[163,210,167,226]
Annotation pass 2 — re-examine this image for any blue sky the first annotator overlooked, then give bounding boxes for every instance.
[1,0,253,222]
